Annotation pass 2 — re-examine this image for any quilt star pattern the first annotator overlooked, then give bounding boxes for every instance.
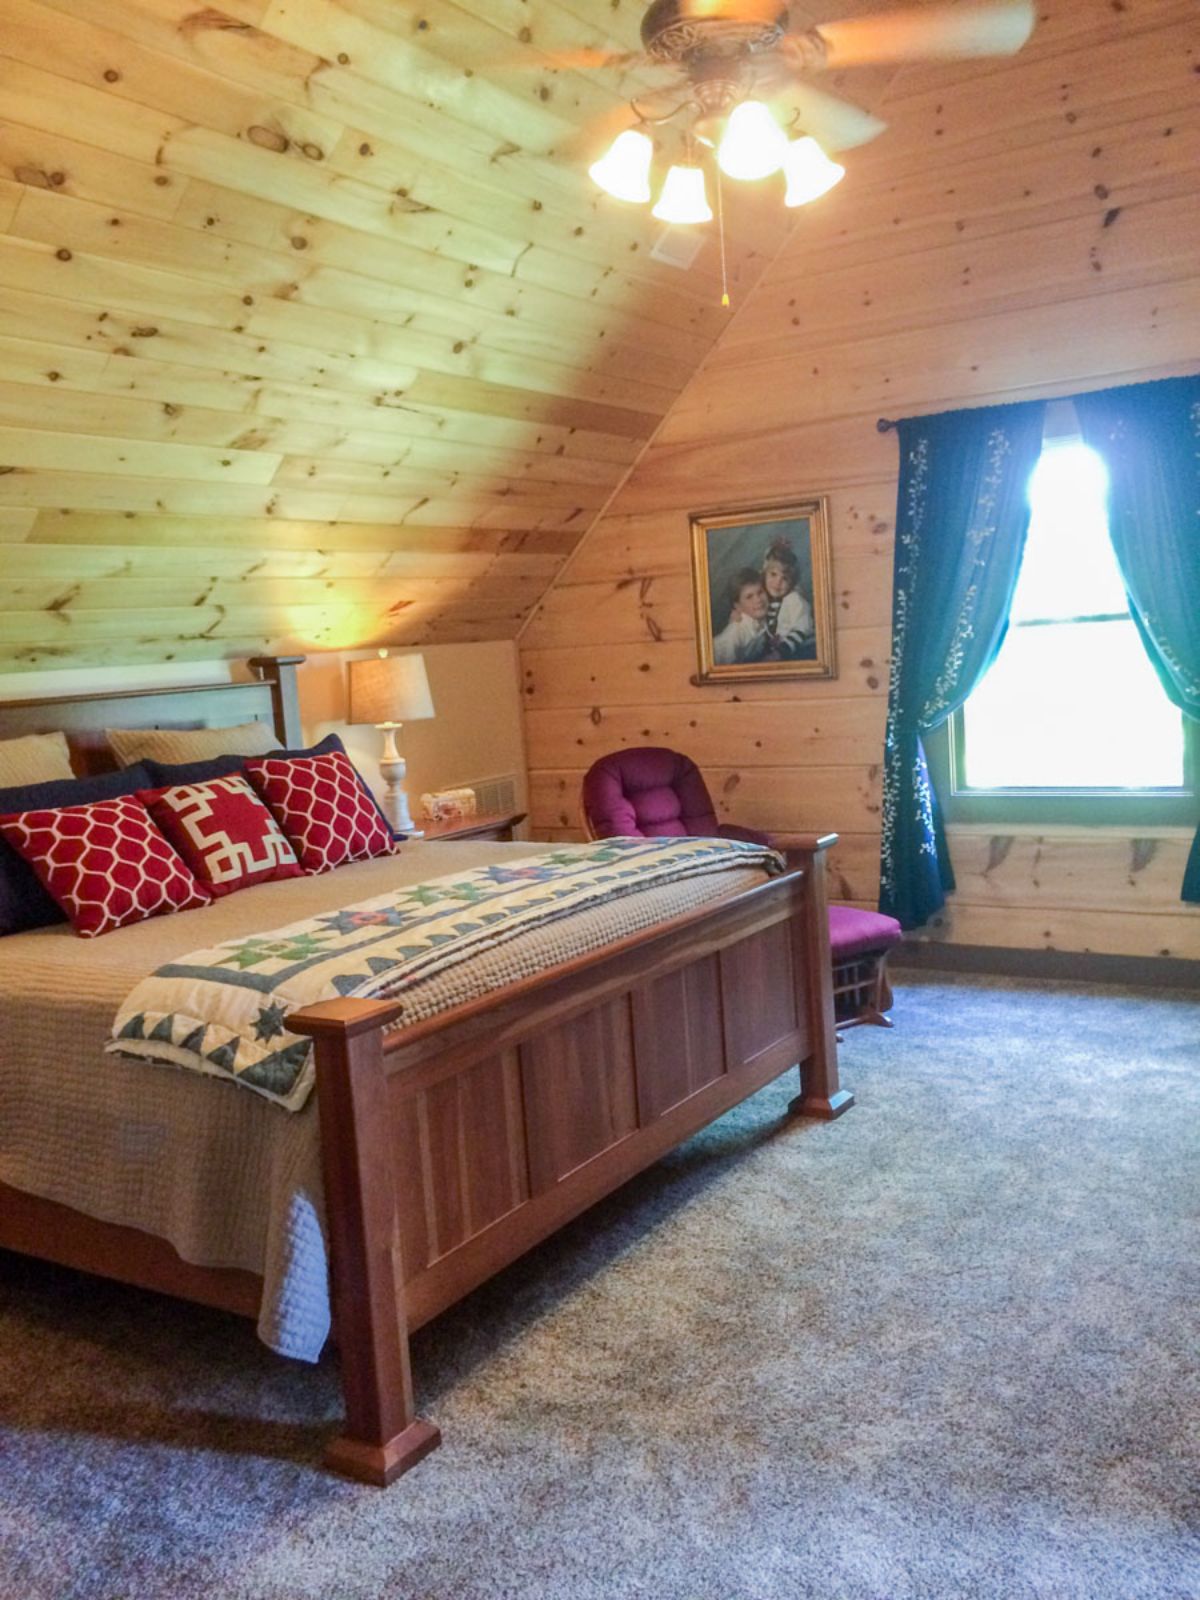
[107,837,784,1111]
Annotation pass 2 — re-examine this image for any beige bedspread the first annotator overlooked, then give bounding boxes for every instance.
[0,839,765,1359]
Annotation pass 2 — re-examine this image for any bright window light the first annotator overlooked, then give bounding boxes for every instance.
[960,439,1186,791]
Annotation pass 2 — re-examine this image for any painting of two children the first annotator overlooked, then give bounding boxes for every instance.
[691,500,836,682]
[713,542,815,665]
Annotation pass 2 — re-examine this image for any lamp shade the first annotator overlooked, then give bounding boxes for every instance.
[782,136,845,206]
[347,652,434,726]
[652,164,713,224]
[589,129,653,203]
[717,101,788,181]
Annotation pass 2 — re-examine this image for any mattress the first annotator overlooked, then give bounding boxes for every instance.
[0,838,765,1359]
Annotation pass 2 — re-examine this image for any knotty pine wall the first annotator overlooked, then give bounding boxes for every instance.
[520,0,1200,963]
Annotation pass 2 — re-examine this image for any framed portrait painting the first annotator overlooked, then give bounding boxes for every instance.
[689,497,837,684]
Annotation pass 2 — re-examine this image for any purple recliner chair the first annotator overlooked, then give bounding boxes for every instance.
[581,747,767,847]
[580,747,901,1029]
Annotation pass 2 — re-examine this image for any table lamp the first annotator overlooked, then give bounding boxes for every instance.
[347,650,435,836]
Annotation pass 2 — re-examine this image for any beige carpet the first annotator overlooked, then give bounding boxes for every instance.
[1,972,1197,1599]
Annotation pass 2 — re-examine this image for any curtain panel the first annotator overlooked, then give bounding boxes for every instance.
[1075,375,1200,901]
[879,401,1047,930]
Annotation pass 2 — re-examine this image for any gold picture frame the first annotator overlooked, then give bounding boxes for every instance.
[690,497,837,684]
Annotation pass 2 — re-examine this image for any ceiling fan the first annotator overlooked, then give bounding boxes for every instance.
[532,0,1036,233]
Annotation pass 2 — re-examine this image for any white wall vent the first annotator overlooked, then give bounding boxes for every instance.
[649,226,705,271]
[464,772,520,816]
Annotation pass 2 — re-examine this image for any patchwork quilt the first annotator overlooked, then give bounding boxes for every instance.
[108,837,784,1112]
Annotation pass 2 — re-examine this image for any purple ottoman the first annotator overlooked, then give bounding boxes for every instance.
[828,905,903,1029]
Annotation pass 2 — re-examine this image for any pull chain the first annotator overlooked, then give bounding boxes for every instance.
[716,164,730,308]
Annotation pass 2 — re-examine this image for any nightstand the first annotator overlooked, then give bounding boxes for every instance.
[410,811,527,844]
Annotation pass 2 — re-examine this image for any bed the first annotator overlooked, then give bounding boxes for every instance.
[0,657,852,1486]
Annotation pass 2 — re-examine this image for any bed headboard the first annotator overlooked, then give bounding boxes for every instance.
[0,656,305,775]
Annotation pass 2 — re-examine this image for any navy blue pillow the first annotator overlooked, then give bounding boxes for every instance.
[0,763,154,936]
[145,735,345,790]
[142,752,247,787]
[268,732,346,762]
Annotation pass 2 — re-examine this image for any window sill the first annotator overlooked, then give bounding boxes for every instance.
[945,822,1195,841]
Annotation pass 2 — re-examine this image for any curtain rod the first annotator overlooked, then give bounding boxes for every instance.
[876,417,899,433]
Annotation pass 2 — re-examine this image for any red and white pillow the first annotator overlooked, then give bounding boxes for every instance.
[244,750,396,874]
[0,794,212,938]
[139,774,304,899]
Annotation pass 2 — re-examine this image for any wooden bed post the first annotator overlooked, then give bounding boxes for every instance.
[290,997,441,1487]
[248,655,305,747]
[784,835,855,1121]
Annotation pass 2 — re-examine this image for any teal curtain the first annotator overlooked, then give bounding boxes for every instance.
[879,401,1047,929]
[1075,375,1200,901]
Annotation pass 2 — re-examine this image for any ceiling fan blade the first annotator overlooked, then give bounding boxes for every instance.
[813,0,1035,67]
[553,73,696,160]
[549,95,674,164]
[774,78,888,149]
[550,101,642,162]
[497,47,647,71]
[679,0,785,18]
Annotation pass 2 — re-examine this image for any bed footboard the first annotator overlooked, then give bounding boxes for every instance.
[292,837,850,1486]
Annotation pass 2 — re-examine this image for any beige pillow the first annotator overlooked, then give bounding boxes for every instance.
[0,729,75,787]
[106,720,277,769]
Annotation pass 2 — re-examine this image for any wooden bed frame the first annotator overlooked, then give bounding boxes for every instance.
[0,658,852,1486]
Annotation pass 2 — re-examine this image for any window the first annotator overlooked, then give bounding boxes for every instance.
[927,434,1198,825]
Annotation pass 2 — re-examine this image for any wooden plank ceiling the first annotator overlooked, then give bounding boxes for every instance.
[0,0,874,671]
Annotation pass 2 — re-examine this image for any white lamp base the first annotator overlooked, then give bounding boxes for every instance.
[378,724,423,837]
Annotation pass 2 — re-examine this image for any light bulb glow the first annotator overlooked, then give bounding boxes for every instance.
[717,100,788,181]
[652,164,713,225]
[588,128,653,203]
[782,136,845,206]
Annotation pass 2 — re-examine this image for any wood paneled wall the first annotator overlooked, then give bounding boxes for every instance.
[0,0,799,671]
[520,0,1200,962]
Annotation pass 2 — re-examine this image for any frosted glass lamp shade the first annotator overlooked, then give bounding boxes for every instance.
[347,652,434,726]
[717,101,788,181]
[652,164,713,224]
[589,129,653,203]
[783,136,846,206]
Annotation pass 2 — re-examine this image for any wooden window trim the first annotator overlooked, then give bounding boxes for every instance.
[926,711,1199,828]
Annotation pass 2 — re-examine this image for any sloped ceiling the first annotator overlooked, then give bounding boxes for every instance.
[5,1,1164,674]
[0,0,855,672]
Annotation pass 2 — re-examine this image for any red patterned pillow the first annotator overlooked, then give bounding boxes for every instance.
[243,751,396,873]
[0,795,212,938]
[139,774,304,898]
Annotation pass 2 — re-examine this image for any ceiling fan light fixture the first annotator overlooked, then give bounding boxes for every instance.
[692,112,722,149]
[652,163,713,225]
[782,135,845,205]
[588,128,653,203]
[716,99,788,180]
